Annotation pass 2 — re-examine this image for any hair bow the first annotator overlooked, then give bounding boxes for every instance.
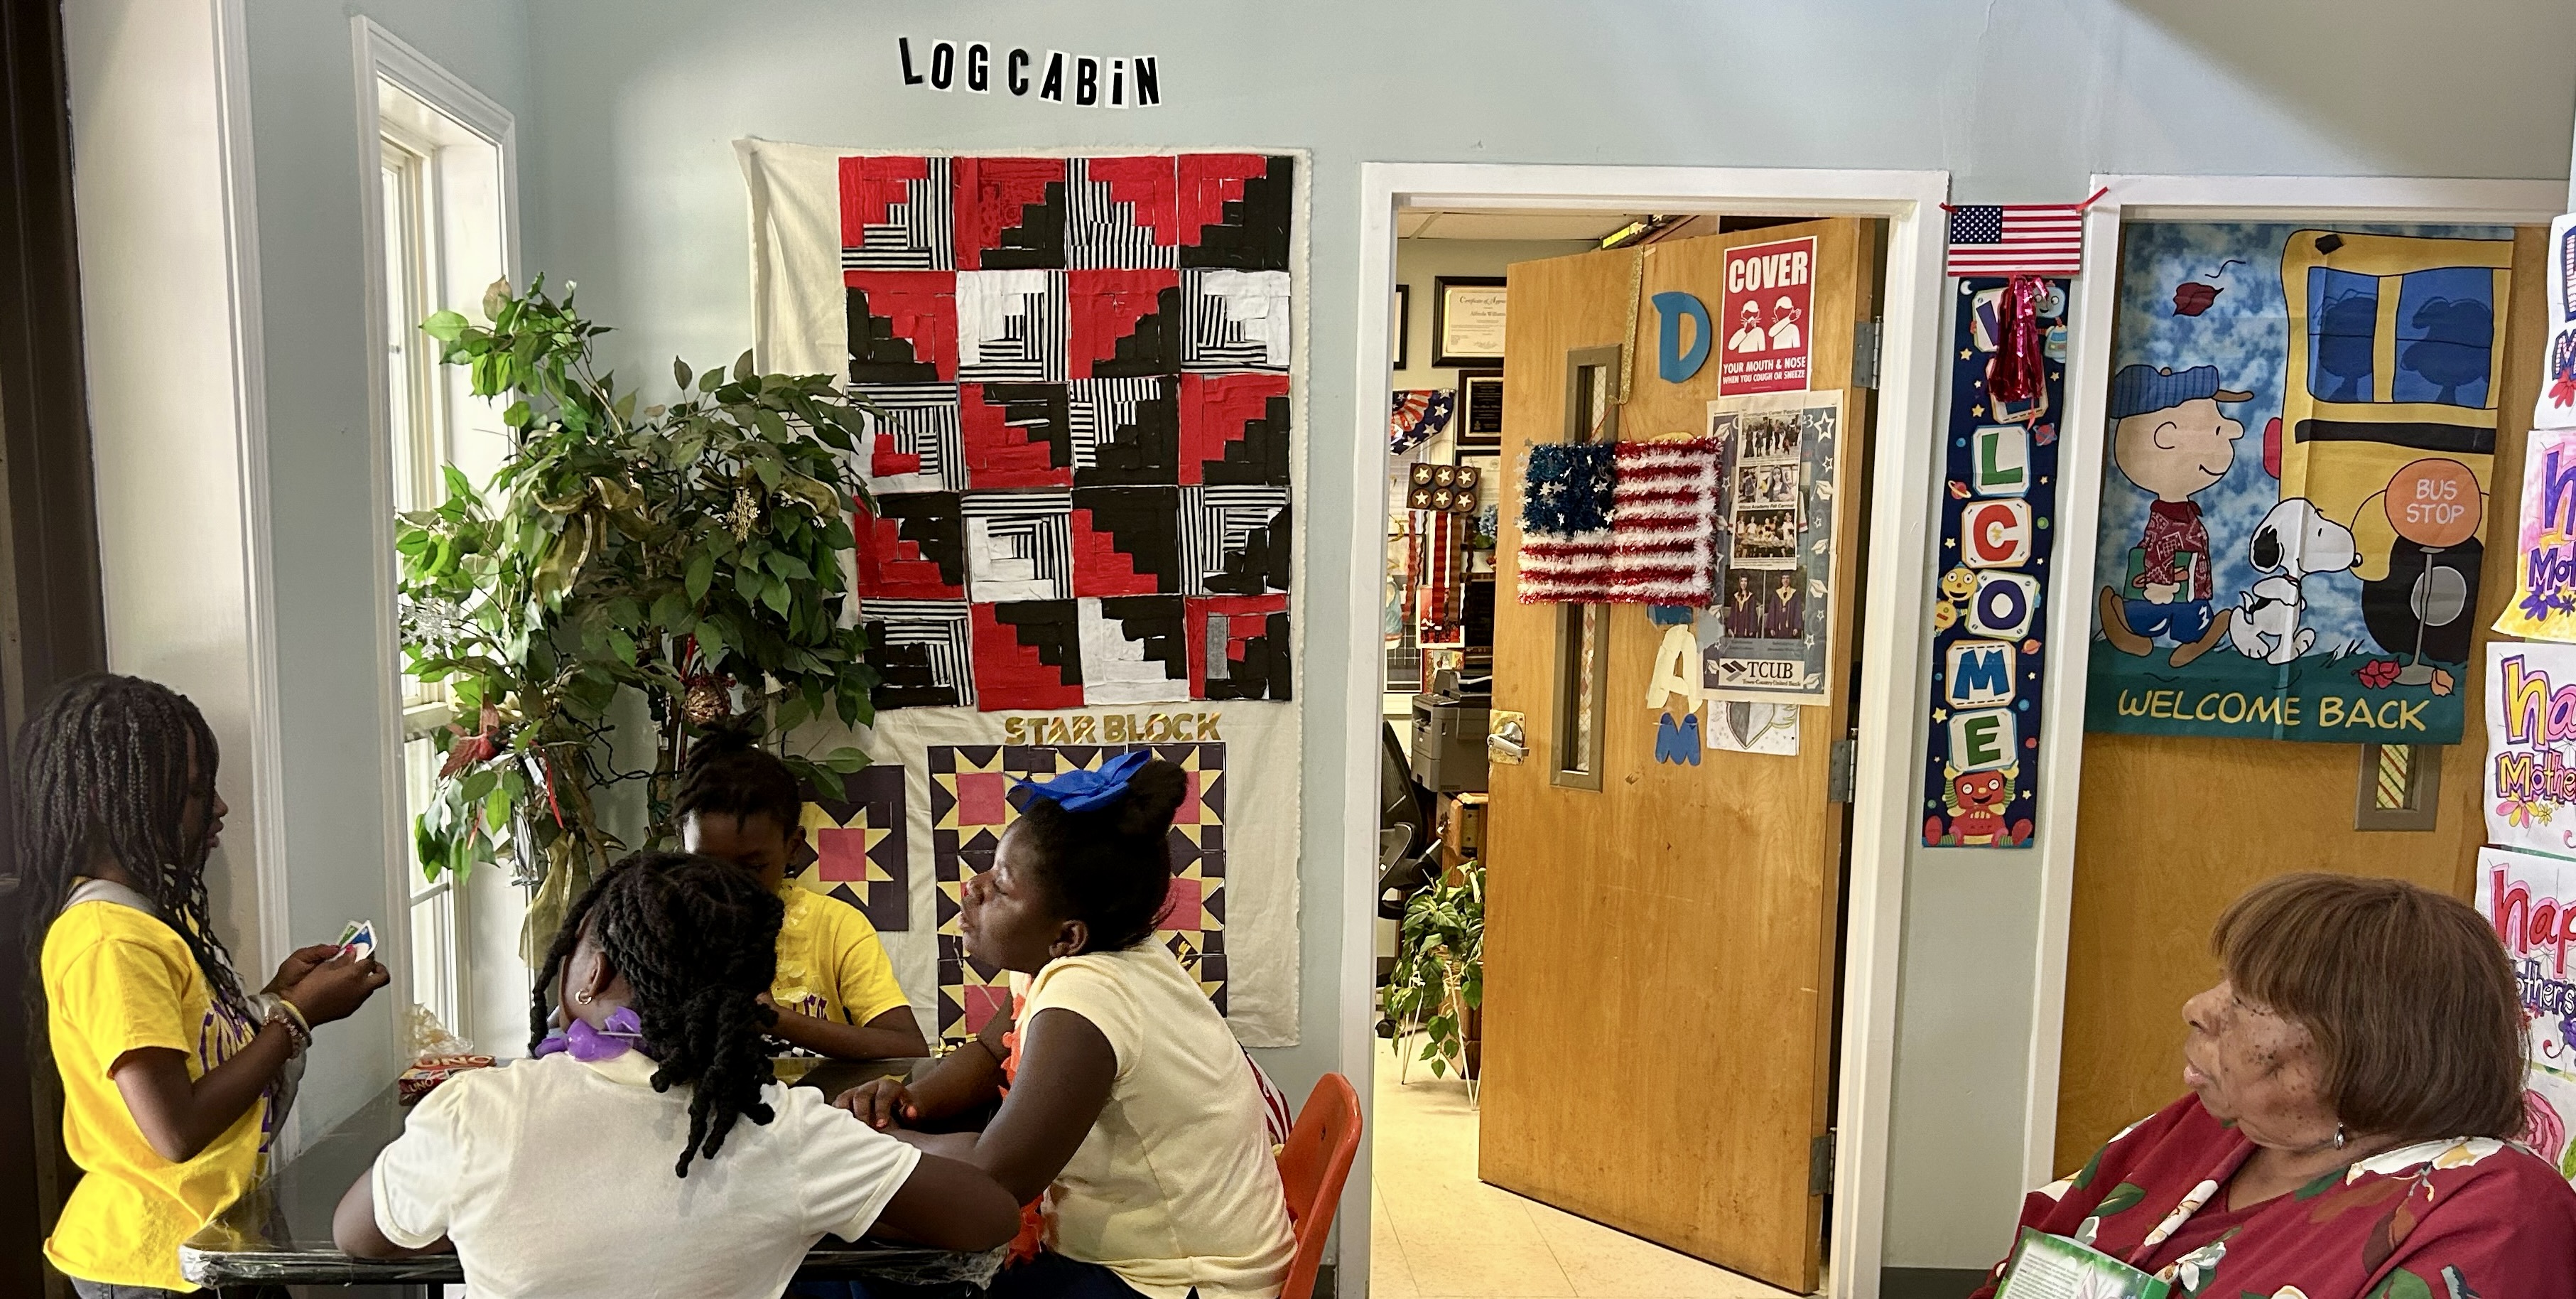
[535,1006,646,1062]
[1017,749,1151,813]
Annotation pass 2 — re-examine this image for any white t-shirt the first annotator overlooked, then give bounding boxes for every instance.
[1022,944,1295,1299]
[372,1050,919,1299]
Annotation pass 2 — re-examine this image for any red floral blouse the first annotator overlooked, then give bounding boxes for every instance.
[1971,1094,2576,1299]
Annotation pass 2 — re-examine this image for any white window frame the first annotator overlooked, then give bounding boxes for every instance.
[355,16,519,1057]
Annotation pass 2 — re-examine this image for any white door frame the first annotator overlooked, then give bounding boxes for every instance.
[1344,162,1952,1299]
[2021,174,2568,1191]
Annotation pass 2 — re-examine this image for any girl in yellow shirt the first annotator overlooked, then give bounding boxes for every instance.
[22,674,387,1295]
[677,726,925,1060]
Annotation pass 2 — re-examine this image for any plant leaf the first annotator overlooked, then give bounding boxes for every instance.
[686,551,715,603]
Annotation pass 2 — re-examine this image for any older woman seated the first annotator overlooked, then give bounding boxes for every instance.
[1974,872,2576,1299]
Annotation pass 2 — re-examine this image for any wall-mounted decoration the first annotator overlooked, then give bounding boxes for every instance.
[1389,388,1454,456]
[1654,290,1713,383]
[1608,438,1722,605]
[2495,426,2576,642]
[894,38,1165,107]
[1706,699,1799,756]
[2474,845,2576,1185]
[1457,371,1505,450]
[1515,441,1617,603]
[1392,283,1411,370]
[2533,213,2576,431]
[1718,238,1814,396]
[790,765,911,929]
[1405,460,1481,514]
[1410,505,1466,650]
[1942,193,2099,278]
[1433,276,1508,367]
[2484,640,2576,856]
[2086,223,2514,744]
[1920,276,2063,849]
[737,142,1305,1046]
[1697,390,1844,702]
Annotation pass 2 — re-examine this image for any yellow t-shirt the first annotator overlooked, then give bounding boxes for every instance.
[772,885,911,1028]
[1023,944,1294,1299]
[43,893,266,1292]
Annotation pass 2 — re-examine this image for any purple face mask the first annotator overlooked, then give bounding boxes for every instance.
[534,1006,645,1062]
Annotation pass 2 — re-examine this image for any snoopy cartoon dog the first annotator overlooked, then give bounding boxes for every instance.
[2226,497,2356,664]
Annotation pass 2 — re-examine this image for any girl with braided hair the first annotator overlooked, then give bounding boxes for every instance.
[23,673,388,1296]
[335,851,1017,1298]
[677,723,926,1060]
[833,753,1294,1299]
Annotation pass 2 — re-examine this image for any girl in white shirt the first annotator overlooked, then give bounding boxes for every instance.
[332,851,1018,1299]
[836,753,1295,1299]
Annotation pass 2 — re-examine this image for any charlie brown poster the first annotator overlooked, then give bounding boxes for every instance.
[2086,224,2516,744]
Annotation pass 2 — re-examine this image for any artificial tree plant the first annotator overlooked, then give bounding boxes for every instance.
[396,276,882,954]
[1384,858,1484,1079]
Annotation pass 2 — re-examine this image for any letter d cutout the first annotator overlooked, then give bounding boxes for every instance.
[1653,291,1712,382]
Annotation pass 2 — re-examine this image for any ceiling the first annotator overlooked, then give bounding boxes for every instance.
[1395,209,1648,242]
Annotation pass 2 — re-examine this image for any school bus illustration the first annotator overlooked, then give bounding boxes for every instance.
[2278,229,2513,664]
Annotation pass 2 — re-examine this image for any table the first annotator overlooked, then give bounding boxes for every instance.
[179,1057,1005,1293]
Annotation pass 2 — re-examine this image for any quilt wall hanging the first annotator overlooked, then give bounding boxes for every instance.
[739,140,1304,1046]
[1921,277,2064,848]
[1695,389,1845,704]
[2085,223,2516,744]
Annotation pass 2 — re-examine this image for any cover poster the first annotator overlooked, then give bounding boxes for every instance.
[1718,237,1815,396]
[2475,847,2576,1184]
[2086,224,2515,744]
[1921,278,2064,849]
[1696,389,1841,704]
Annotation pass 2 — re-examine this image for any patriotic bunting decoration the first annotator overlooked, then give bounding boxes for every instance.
[1389,388,1456,455]
[1944,189,2104,277]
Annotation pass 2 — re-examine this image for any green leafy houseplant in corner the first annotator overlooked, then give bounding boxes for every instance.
[396,276,882,955]
[1385,859,1484,1079]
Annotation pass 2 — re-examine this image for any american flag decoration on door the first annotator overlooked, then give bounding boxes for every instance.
[1943,188,2106,277]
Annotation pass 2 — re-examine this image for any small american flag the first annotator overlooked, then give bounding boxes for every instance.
[1944,189,2105,276]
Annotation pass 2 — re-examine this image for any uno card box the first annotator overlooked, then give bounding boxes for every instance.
[398,1054,494,1106]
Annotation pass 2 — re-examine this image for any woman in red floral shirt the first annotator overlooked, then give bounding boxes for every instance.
[1975,873,2576,1299]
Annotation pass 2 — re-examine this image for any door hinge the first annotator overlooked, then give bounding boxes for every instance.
[1809,1131,1837,1195]
[1827,735,1857,803]
[1851,318,1883,390]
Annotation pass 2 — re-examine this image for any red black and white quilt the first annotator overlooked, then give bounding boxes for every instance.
[833,153,1298,711]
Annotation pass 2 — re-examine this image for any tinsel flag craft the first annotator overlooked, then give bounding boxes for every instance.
[819,152,1298,709]
[1517,441,1618,603]
[1608,438,1723,605]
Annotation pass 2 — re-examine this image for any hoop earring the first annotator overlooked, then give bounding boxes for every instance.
[2334,1123,2347,1150]
[575,990,595,1006]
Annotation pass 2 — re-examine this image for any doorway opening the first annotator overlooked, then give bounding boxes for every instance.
[1344,165,1949,1299]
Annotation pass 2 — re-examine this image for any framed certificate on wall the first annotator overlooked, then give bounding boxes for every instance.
[1457,370,1505,449]
[1433,276,1508,367]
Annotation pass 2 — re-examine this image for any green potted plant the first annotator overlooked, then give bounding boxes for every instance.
[1384,858,1484,1081]
[396,276,882,955]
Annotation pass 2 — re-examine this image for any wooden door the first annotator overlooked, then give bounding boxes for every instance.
[1478,219,1878,1292]
[2054,226,2550,1169]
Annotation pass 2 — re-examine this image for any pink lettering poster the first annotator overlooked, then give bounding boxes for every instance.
[2494,425,2576,642]
[2476,846,2576,1182]
[2485,640,2576,854]
[1718,237,1814,396]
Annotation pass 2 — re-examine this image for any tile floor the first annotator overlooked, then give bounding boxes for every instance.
[1366,1038,1809,1299]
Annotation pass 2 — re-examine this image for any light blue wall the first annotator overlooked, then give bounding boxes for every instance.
[220,0,2576,1268]
[235,0,537,1138]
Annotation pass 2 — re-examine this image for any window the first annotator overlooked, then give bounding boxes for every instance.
[1551,347,1620,790]
[370,63,512,1043]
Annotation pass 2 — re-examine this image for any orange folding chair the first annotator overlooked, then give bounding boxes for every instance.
[1275,1073,1363,1299]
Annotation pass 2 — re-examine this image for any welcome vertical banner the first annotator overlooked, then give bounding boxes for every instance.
[1920,278,2067,848]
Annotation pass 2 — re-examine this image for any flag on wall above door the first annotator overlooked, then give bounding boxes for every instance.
[1943,190,2106,276]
